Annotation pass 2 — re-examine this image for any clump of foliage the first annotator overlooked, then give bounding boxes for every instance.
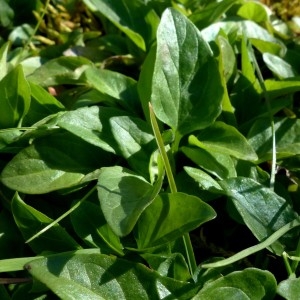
[0,0,300,299]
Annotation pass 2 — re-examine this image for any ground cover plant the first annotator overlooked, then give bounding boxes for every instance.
[0,0,300,299]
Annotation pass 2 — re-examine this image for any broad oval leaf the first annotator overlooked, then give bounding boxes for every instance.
[1,132,111,194]
[263,53,295,79]
[57,106,127,153]
[237,1,268,23]
[188,121,258,161]
[136,192,216,249]
[25,253,196,300]
[151,8,223,135]
[27,56,92,87]
[193,268,277,300]
[82,66,140,114]
[97,166,162,237]
[277,277,300,300]
[220,177,299,254]
[12,193,80,254]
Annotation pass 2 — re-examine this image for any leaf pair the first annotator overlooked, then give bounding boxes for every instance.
[97,166,216,249]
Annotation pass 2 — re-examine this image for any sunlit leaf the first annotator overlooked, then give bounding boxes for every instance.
[193,268,277,300]
[0,65,31,128]
[25,253,196,299]
[151,8,223,136]
[136,192,216,249]
[97,166,161,237]
[220,177,299,254]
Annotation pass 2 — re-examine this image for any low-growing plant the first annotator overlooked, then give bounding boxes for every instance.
[0,0,300,299]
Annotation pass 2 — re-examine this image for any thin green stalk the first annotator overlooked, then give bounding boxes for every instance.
[149,103,197,275]
[149,103,177,194]
[0,249,101,273]
[282,252,293,277]
[23,0,51,51]
[291,237,300,272]
[26,185,97,244]
[248,42,276,191]
[202,218,300,269]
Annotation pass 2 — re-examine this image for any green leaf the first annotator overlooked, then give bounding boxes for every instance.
[0,65,31,129]
[136,192,216,249]
[202,20,285,55]
[137,44,156,124]
[27,56,92,87]
[188,121,257,161]
[25,253,196,300]
[97,166,162,237]
[0,41,10,81]
[237,2,268,23]
[277,277,300,300]
[263,53,296,79]
[58,106,125,153]
[83,0,159,51]
[12,193,80,254]
[181,146,236,179]
[217,35,236,84]
[0,0,14,28]
[189,0,238,29]
[230,34,261,125]
[82,66,140,114]
[151,8,223,136]
[220,177,299,254]
[193,268,277,300]
[0,128,22,152]
[265,78,300,99]
[1,132,111,194]
[8,24,34,46]
[24,82,65,125]
[248,117,300,162]
[109,115,155,177]
[183,166,222,193]
[71,200,124,255]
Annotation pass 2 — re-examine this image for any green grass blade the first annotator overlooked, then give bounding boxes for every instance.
[201,218,300,268]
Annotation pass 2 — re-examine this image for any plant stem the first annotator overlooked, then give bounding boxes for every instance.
[283,252,293,277]
[249,42,276,191]
[24,0,51,51]
[291,237,300,272]
[26,185,97,244]
[149,103,197,275]
[149,103,177,193]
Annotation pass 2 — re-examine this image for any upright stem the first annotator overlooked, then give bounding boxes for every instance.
[149,103,177,193]
[291,237,300,272]
[249,42,276,191]
[24,0,51,51]
[149,103,197,275]
[26,185,97,244]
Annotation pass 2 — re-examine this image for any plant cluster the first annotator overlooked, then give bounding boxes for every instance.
[0,0,300,299]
